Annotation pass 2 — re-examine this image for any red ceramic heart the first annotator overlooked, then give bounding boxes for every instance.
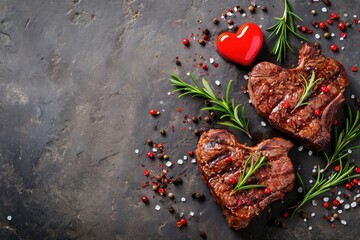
[216,23,263,66]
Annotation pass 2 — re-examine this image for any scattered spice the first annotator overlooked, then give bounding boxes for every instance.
[147,152,155,159]
[142,196,149,204]
[351,66,358,72]
[319,22,327,30]
[338,22,345,31]
[330,44,338,52]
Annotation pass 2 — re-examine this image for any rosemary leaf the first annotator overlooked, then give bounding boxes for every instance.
[169,73,252,138]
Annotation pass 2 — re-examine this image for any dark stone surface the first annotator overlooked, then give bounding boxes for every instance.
[0,0,359,239]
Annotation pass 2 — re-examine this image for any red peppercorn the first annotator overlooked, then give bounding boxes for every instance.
[338,22,345,31]
[354,18,359,24]
[321,86,329,93]
[311,21,318,27]
[326,19,333,25]
[330,13,339,20]
[179,218,187,225]
[149,109,157,116]
[353,178,359,184]
[307,29,313,34]
[188,151,194,157]
[282,211,289,218]
[227,8,233,13]
[319,22,327,29]
[228,177,236,185]
[323,202,329,209]
[314,109,322,117]
[264,188,271,195]
[301,26,307,33]
[333,119,338,125]
[345,183,352,190]
[334,164,341,172]
[330,44,338,52]
[351,66,358,72]
[340,32,347,39]
[344,193,349,199]
[182,38,190,46]
[202,64,208,70]
[225,156,232,163]
[144,169,150,177]
[355,167,360,174]
[142,196,149,204]
[245,199,251,205]
[332,199,340,206]
[331,223,335,229]
[158,188,165,195]
[282,101,290,109]
[147,152,155,159]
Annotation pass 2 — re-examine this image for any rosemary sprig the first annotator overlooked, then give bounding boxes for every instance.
[293,106,360,215]
[323,106,360,171]
[232,153,267,194]
[169,73,252,138]
[291,71,320,113]
[267,0,307,62]
[293,159,360,216]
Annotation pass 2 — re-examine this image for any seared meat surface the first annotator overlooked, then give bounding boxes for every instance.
[196,129,295,230]
[248,43,348,150]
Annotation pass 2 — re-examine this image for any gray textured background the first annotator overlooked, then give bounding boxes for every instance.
[0,0,359,239]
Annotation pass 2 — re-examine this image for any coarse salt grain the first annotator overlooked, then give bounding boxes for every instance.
[330,217,335,222]
[308,150,313,156]
[311,212,316,217]
[331,33,335,37]
[351,202,357,208]
[177,159,184,165]
[249,100,252,104]
[244,75,249,80]
[228,25,234,30]
[341,46,345,50]
[183,156,188,160]
[221,15,226,20]
[153,148,158,152]
[242,13,247,17]
[309,226,313,230]
[298,187,303,193]
[298,146,304,151]
[312,200,318,206]
[348,149,352,154]
[338,209,343,214]
[309,179,313,184]
[227,12,233,17]
[338,191,342,196]
[344,204,350,209]
[354,15,358,18]
[351,94,355,99]
[155,205,161,210]
[321,7,327,12]
[7,216,12,221]
[261,121,267,127]
[215,80,221,86]
[304,218,307,222]
[190,211,195,216]
[135,149,139,154]
[181,197,186,202]
[341,220,347,225]
[209,58,215,64]
[344,13,349,18]
[323,197,329,202]
[315,33,320,39]
[166,161,172,167]
[259,25,263,29]
[340,199,344,204]
[191,159,196,164]
[234,7,238,12]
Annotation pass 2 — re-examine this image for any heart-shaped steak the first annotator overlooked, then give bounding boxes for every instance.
[196,129,295,229]
[248,43,349,150]
[216,22,263,66]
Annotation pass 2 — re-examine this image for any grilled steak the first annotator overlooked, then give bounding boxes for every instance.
[196,129,295,230]
[248,43,348,150]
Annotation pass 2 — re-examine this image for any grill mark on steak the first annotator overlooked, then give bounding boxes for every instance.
[196,129,295,230]
[248,43,348,150]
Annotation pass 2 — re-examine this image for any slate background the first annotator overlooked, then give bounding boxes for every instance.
[0,0,359,239]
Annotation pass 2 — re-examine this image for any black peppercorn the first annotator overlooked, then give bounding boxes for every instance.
[163,154,169,160]
[261,6,267,12]
[204,116,211,123]
[248,5,255,13]
[204,99,211,106]
[191,116,198,123]
[212,17,219,24]
[322,0,331,6]
[200,231,207,239]
[146,139,153,145]
[198,39,205,45]
[160,129,166,136]
[323,32,330,39]
[345,22,353,28]
[210,111,216,117]
[168,206,175,213]
[202,28,210,36]
[296,24,301,30]
[238,7,244,13]
[157,153,163,159]
[194,129,200,136]
[232,25,239,32]
[227,19,233,25]
[175,60,182,66]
